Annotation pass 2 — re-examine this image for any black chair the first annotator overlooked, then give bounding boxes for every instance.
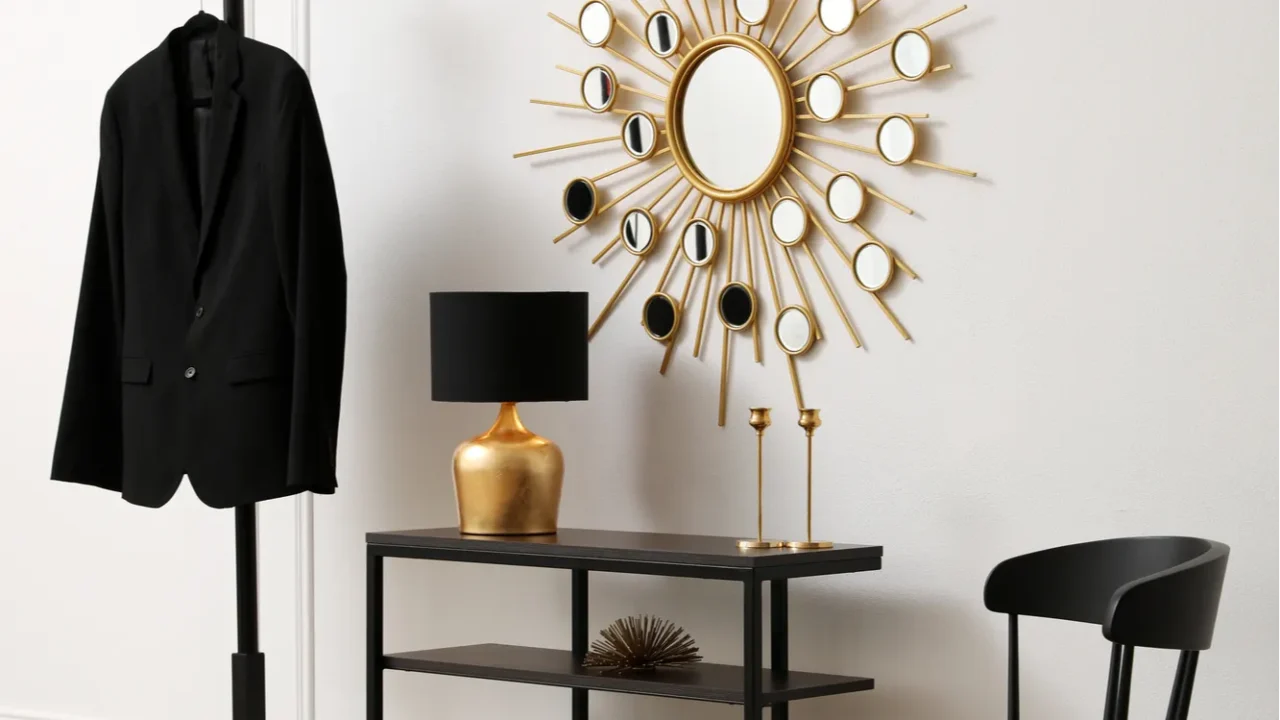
[984,537,1229,720]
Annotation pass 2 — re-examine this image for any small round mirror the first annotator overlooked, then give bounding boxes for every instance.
[891,29,933,81]
[825,172,866,222]
[581,65,618,113]
[805,72,845,123]
[718,282,757,330]
[681,219,718,266]
[775,305,816,355]
[579,1,615,47]
[646,11,683,58]
[621,208,657,256]
[643,293,681,342]
[622,112,659,160]
[818,0,857,35]
[876,114,917,166]
[853,241,895,292]
[735,0,772,25]
[770,197,808,246]
[563,178,597,225]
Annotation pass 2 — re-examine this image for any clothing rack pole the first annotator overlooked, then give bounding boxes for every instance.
[225,3,263,719]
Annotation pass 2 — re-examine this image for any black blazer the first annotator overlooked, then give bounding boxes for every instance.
[52,16,347,509]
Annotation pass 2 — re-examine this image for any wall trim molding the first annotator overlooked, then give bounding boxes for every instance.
[290,1,316,719]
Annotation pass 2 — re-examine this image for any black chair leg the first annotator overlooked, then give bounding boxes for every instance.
[1008,614,1019,720]
[1166,651,1200,720]
[1114,646,1134,720]
[1103,644,1121,720]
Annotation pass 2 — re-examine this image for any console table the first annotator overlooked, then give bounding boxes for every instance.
[366,527,883,719]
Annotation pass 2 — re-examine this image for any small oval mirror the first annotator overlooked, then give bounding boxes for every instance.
[826,172,866,222]
[579,1,615,47]
[805,73,845,123]
[775,305,816,355]
[622,112,659,160]
[891,29,933,81]
[718,282,757,330]
[563,178,597,225]
[818,0,857,35]
[621,208,656,256]
[853,241,895,292]
[770,197,808,246]
[876,114,917,166]
[643,293,681,342]
[646,11,683,58]
[581,65,617,113]
[735,0,771,25]
[682,219,718,266]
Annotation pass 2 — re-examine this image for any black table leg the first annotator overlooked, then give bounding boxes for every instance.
[771,579,788,720]
[744,574,762,720]
[367,549,383,720]
[572,569,589,720]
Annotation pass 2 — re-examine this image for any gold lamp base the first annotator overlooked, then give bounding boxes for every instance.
[453,403,563,536]
[737,539,785,549]
[786,540,834,550]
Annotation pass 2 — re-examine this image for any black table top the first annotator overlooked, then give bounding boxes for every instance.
[367,527,882,569]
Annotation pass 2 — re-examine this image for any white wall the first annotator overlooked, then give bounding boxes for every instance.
[0,1,1276,720]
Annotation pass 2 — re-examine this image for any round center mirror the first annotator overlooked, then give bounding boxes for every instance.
[669,36,794,202]
[775,306,816,355]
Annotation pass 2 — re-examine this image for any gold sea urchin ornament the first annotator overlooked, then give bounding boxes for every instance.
[582,615,703,672]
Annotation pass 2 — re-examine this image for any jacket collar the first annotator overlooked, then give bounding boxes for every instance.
[153,13,245,279]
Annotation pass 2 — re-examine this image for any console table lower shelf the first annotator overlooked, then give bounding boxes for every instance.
[367,527,884,719]
[383,643,874,706]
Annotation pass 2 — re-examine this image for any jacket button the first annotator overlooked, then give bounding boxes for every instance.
[184,367,197,379]
[195,306,205,319]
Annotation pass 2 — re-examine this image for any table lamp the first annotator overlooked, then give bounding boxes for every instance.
[430,292,589,535]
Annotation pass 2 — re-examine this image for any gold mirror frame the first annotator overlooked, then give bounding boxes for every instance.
[523,1,980,423]
[666,34,795,203]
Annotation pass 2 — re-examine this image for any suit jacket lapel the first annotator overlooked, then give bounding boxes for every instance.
[196,23,243,269]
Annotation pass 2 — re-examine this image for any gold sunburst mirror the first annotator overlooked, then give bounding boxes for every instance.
[518,0,977,425]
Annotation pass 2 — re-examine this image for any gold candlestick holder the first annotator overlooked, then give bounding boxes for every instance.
[787,409,834,550]
[738,408,785,550]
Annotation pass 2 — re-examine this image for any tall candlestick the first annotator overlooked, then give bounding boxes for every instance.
[739,408,784,549]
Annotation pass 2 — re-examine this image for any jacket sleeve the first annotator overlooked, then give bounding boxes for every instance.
[51,96,126,491]
[271,68,347,492]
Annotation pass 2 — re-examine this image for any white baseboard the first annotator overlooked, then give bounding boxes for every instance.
[0,709,102,720]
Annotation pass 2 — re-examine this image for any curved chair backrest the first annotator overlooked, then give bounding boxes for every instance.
[983,537,1229,720]
[984,536,1229,650]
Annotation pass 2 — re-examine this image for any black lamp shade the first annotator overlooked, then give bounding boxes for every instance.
[430,292,589,403]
